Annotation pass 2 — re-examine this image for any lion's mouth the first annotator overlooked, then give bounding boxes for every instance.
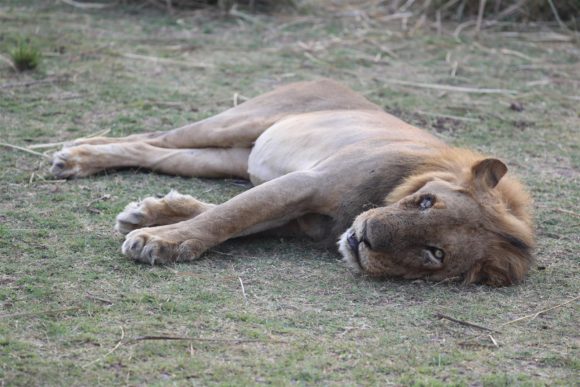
[347,231,363,269]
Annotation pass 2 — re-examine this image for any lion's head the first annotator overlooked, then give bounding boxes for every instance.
[338,156,535,286]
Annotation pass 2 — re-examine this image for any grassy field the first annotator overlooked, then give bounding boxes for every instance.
[0,1,578,385]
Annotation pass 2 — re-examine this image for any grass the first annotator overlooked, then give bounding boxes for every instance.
[9,41,41,72]
[0,0,579,385]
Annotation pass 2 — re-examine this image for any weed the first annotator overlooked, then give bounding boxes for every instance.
[10,41,41,72]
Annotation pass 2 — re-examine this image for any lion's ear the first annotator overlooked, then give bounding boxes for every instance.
[471,158,507,189]
[463,241,532,287]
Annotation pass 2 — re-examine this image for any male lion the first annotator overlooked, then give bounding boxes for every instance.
[50,79,535,286]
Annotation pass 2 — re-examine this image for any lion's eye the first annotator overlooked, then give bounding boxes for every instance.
[429,247,445,261]
[419,194,435,210]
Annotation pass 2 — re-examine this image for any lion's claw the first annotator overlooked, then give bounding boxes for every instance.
[121,229,206,265]
[50,149,78,179]
[50,146,97,179]
[115,201,147,235]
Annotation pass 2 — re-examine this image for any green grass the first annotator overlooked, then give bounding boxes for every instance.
[1,0,579,385]
[9,41,41,72]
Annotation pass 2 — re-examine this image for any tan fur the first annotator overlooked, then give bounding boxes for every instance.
[50,79,535,286]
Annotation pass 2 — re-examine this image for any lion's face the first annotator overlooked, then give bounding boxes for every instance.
[338,159,534,286]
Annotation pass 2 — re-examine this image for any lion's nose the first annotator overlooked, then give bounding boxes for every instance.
[364,218,392,251]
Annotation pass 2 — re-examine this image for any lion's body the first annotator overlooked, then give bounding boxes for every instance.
[51,79,535,286]
[248,109,443,185]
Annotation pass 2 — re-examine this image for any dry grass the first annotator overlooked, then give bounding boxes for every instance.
[390,0,580,22]
[117,0,297,12]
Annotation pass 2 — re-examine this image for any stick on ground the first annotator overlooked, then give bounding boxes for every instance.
[83,326,125,368]
[498,295,580,328]
[383,79,517,95]
[0,143,51,159]
[132,335,286,344]
[434,313,501,333]
[0,306,82,319]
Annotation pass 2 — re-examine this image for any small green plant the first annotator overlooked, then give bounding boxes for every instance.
[10,41,41,72]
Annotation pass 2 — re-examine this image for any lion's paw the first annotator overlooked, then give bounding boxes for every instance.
[115,200,152,235]
[121,229,206,265]
[50,146,97,179]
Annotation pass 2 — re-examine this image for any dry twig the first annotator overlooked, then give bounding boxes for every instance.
[382,79,517,95]
[86,194,112,209]
[458,296,580,346]
[0,54,16,71]
[83,326,125,368]
[555,208,580,218]
[121,53,211,69]
[132,335,285,344]
[238,277,248,304]
[86,293,114,305]
[475,0,487,36]
[60,0,113,9]
[498,295,579,328]
[416,111,479,122]
[0,143,51,159]
[546,0,568,31]
[434,313,500,333]
[28,128,111,149]
[0,76,68,90]
[0,306,81,319]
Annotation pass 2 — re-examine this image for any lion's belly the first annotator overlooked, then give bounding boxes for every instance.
[248,118,342,185]
[247,110,441,185]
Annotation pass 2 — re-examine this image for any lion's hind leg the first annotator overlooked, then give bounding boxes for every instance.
[50,142,251,179]
[115,191,216,235]
[63,131,165,147]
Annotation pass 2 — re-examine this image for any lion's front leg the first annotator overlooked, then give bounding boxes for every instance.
[121,171,325,264]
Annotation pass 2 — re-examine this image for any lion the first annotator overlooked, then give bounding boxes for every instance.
[50,79,535,286]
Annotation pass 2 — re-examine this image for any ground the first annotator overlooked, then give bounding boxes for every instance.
[0,0,578,385]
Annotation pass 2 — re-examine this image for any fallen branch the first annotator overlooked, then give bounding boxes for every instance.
[416,111,480,122]
[546,0,568,31]
[28,128,111,149]
[32,179,67,184]
[0,306,81,319]
[0,54,16,71]
[86,194,111,208]
[132,335,286,344]
[121,53,212,69]
[458,295,579,347]
[60,0,114,9]
[238,277,248,305]
[555,208,580,218]
[86,293,114,305]
[229,4,264,26]
[83,326,125,368]
[0,143,51,159]
[499,48,536,62]
[430,276,462,287]
[475,0,487,36]
[498,295,580,328]
[383,79,517,95]
[0,76,68,90]
[435,313,500,333]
